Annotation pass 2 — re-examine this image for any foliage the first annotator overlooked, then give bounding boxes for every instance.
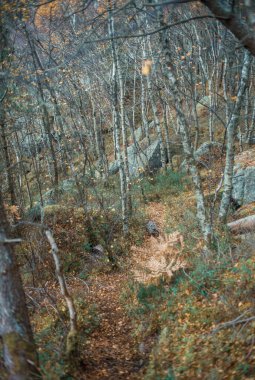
[34,296,100,379]
[124,232,255,380]
[133,169,186,203]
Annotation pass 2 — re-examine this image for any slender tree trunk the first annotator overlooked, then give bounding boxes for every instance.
[219,51,252,220]
[45,230,78,359]
[156,2,212,242]
[140,66,150,145]
[144,39,166,169]
[26,31,59,192]
[0,122,16,205]
[116,53,132,213]
[108,0,129,234]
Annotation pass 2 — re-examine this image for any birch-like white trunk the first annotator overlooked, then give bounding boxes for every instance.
[45,230,78,357]
[108,1,129,234]
[219,51,252,220]
[156,2,212,242]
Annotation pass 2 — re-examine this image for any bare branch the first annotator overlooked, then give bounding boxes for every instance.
[144,0,196,6]
[82,15,217,44]
[211,312,255,334]
[202,0,255,56]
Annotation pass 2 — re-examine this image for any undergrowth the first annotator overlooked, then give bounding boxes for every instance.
[34,297,100,379]
[133,169,186,203]
[12,165,255,380]
[123,230,255,380]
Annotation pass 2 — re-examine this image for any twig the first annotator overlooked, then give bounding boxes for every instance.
[0,238,22,244]
[211,174,224,212]
[211,311,255,334]
[45,230,78,357]
[72,276,90,293]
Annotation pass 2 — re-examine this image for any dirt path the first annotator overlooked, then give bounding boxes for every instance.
[81,202,168,380]
[82,273,142,379]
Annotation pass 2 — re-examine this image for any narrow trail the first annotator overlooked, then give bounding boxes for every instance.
[82,273,142,380]
[81,202,168,380]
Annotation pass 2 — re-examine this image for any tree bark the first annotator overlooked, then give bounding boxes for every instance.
[156,1,212,242]
[45,230,78,358]
[202,0,255,56]
[219,51,252,220]
[0,190,41,380]
[108,0,129,234]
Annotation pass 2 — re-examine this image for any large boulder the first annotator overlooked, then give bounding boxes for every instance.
[232,149,255,206]
[109,138,162,178]
[134,126,143,142]
[232,166,255,206]
[194,141,222,162]
[109,160,120,175]
[181,141,222,172]
[196,95,211,116]
[129,139,161,177]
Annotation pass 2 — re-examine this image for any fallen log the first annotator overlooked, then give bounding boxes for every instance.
[227,214,255,235]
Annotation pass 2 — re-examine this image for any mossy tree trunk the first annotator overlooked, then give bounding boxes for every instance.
[0,190,41,379]
[0,12,41,379]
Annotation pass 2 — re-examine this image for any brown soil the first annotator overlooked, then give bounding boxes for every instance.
[81,273,143,380]
[80,202,170,380]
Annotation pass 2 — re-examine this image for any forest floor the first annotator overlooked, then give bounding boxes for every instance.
[80,202,168,380]
[28,157,255,380]
[81,273,142,380]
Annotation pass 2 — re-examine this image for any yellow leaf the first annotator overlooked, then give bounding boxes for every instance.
[142,59,152,76]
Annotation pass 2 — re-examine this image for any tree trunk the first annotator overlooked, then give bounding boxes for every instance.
[108,0,129,234]
[202,0,255,57]
[0,190,41,379]
[219,51,252,220]
[156,2,212,242]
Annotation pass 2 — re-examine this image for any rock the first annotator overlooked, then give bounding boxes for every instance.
[181,141,222,171]
[194,141,222,162]
[134,127,143,142]
[108,138,162,178]
[43,188,58,204]
[109,160,120,175]
[232,166,255,206]
[26,203,42,222]
[196,95,211,115]
[128,139,159,177]
[146,220,160,237]
[91,244,108,264]
[232,149,255,206]
[92,244,104,257]
[227,214,255,235]
[61,178,76,192]
[129,139,162,177]
[43,180,78,201]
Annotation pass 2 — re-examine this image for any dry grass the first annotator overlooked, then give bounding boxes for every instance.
[130,202,186,284]
[234,147,255,169]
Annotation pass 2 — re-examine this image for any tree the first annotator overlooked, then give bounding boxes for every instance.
[0,189,41,379]
[0,5,41,379]
[154,0,255,57]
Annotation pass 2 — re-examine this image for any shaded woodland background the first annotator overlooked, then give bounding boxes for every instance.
[1,1,255,379]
